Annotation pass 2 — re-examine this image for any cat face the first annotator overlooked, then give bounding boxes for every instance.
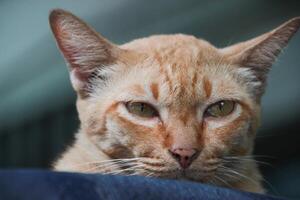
[50,9,300,184]
[81,41,257,182]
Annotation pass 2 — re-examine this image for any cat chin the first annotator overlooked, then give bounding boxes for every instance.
[148,169,214,183]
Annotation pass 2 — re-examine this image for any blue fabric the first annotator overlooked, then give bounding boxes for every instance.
[0,170,284,200]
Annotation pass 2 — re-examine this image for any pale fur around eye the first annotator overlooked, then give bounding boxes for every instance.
[126,102,159,118]
[205,103,242,130]
[117,102,160,128]
[205,100,236,118]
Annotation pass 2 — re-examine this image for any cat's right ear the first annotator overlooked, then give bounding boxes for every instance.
[49,9,123,97]
[221,17,300,100]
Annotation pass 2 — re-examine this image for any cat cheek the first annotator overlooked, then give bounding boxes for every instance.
[230,128,252,152]
[203,106,251,151]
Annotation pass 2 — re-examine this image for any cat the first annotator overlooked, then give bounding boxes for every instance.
[49,9,300,193]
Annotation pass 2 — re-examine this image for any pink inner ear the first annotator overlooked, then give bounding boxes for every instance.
[74,67,89,81]
[50,19,85,71]
[70,68,89,91]
[49,9,127,96]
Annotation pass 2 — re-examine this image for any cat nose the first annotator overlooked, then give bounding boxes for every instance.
[169,148,200,169]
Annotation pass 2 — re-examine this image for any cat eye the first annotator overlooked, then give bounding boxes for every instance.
[205,100,235,118]
[126,102,159,118]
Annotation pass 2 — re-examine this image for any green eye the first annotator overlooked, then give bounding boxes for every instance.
[205,100,235,118]
[126,102,158,118]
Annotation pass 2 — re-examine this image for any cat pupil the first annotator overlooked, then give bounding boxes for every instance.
[219,101,224,111]
[140,103,145,112]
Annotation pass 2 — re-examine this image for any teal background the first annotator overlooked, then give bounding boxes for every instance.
[0,0,300,199]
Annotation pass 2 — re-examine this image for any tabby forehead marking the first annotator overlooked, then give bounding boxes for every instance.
[203,76,212,99]
[150,83,159,100]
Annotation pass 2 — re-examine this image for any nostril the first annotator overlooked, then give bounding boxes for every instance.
[174,154,180,160]
[168,148,200,169]
[169,150,180,160]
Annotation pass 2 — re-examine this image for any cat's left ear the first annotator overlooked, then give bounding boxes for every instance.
[49,9,127,97]
[221,17,300,99]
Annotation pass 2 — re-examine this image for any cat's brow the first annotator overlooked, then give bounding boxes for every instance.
[150,83,159,100]
[203,76,212,99]
[130,84,146,96]
[191,72,198,97]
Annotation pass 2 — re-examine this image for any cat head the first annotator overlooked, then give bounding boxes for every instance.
[50,9,300,183]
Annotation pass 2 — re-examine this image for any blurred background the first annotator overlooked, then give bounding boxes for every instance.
[0,0,299,199]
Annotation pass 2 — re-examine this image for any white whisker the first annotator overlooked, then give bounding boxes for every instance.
[214,175,232,188]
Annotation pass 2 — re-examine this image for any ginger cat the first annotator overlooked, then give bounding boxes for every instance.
[49,9,300,193]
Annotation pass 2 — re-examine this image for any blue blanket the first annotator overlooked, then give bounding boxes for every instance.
[0,170,284,200]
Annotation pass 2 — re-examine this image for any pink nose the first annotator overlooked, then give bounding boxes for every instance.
[169,148,199,169]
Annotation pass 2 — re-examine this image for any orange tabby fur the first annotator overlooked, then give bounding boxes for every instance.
[49,9,300,193]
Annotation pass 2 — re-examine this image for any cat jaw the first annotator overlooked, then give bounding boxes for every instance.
[54,130,264,193]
